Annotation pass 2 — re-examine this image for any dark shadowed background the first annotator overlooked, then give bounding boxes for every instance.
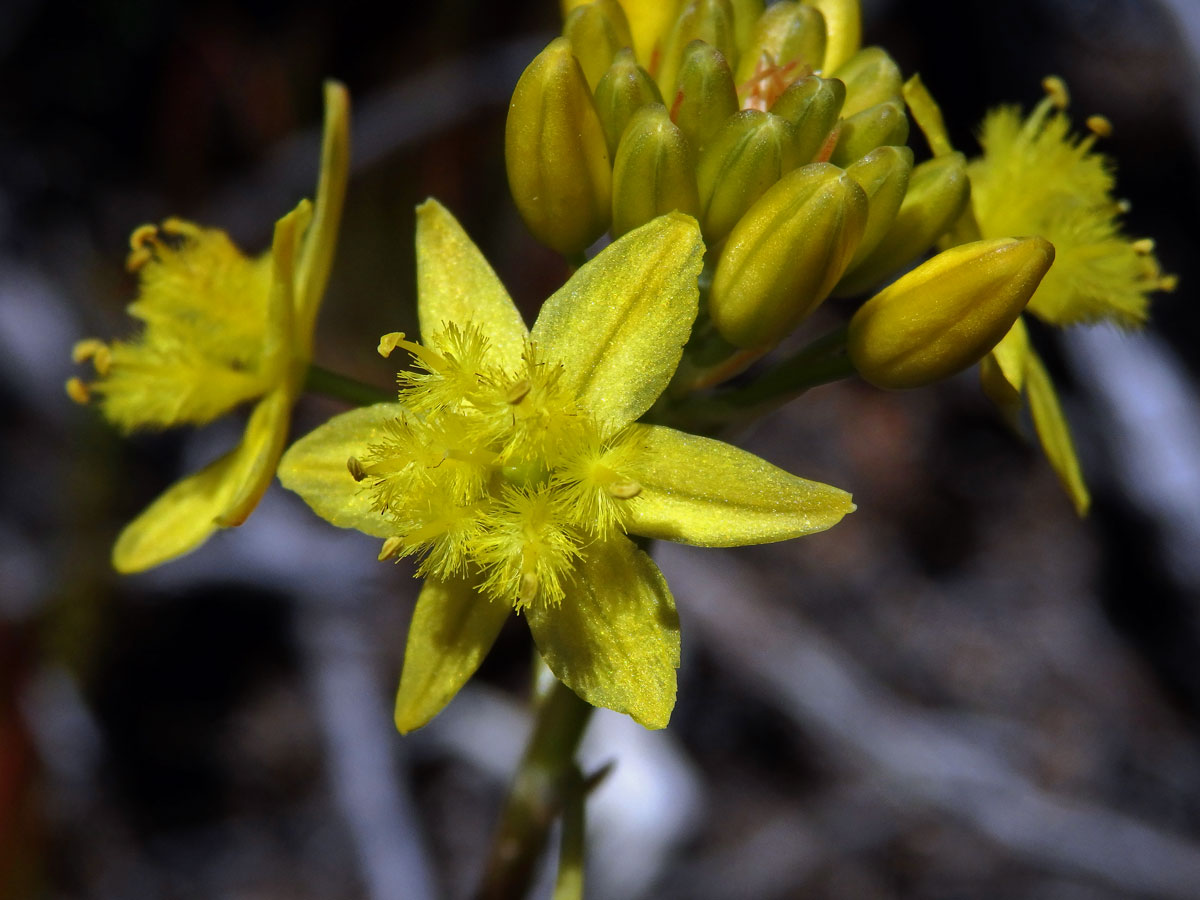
[3,0,1200,897]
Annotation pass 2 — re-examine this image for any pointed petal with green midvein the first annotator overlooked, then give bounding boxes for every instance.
[530,212,703,431]
[526,536,680,730]
[624,424,855,546]
[278,402,406,538]
[1025,345,1091,517]
[394,576,512,733]
[415,199,528,368]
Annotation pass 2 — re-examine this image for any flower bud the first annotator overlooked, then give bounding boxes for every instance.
[697,109,801,243]
[838,145,912,280]
[564,0,634,90]
[658,0,739,101]
[736,1,827,85]
[836,151,970,294]
[729,0,766,52]
[806,0,861,73]
[829,98,909,167]
[848,237,1055,389]
[672,40,739,156]
[595,48,664,157]
[833,46,902,117]
[612,104,700,235]
[769,74,845,163]
[506,38,612,256]
[710,162,868,348]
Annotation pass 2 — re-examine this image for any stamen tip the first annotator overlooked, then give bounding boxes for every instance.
[1042,75,1070,109]
[66,377,90,405]
[377,332,406,358]
[347,456,367,481]
[1086,114,1113,138]
[378,536,404,561]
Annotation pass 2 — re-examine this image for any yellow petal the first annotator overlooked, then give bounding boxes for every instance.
[980,316,1030,427]
[624,424,854,546]
[414,199,529,370]
[394,576,511,734]
[1024,344,1091,516]
[262,202,307,378]
[277,402,407,538]
[295,81,350,354]
[112,388,291,573]
[530,212,704,430]
[525,536,679,729]
[808,0,861,73]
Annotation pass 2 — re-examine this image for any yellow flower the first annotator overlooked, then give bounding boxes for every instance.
[69,82,350,572]
[279,200,854,731]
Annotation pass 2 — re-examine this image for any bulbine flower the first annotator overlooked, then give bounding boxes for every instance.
[68,82,350,571]
[279,200,854,731]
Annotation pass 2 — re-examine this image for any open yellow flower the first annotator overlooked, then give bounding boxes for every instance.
[279,200,854,731]
[69,82,350,572]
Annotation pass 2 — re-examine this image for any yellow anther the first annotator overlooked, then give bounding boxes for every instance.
[518,571,539,605]
[377,332,406,358]
[347,456,367,481]
[606,480,642,499]
[1086,115,1113,138]
[65,377,91,405]
[1160,274,1179,292]
[126,224,159,271]
[1042,75,1069,109]
[377,536,404,561]
[72,338,112,375]
[1131,238,1155,255]
[506,378,532,404]
[1117,198,1132,214]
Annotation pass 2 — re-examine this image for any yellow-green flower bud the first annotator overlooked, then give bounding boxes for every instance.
[839,145,912,277]
[658,0,739,101]
[735,1,827,85]
[595,48,664,158]
[829,98,909,167]
[673,40,739,156]
[710,162,868,348]
[836,151,970,294]
[697,109,801,243]
[729,0,766,52]
[564,0,635,91]
[770,75,845,164]
[612,104,700,236]
[506,37,612,256]
[833,46,902,117]
[806,0,861,73]
[848,237,1055,389]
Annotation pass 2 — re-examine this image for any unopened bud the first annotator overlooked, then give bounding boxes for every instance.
[697,109,800,243]
[848,237,1055,389]
[833,46,902,117]
[836,151,970,294]
[829,98,909,167]
[735,1,827,85]
[506,38,612,256]
[672,40,738,156]
[710,162,868,348]
[658,0,739,101]
[840,145,913,275]
[806,0,861,73]
[770,75,845,164]
[564,0,634,90]
[595,48,664,157]
[729,0,766,52]
[612,104,700,236]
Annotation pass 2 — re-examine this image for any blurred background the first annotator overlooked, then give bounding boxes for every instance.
[4,0,1200,897]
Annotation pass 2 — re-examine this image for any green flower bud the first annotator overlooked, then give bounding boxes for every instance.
[564,0,635,91]
[697,109,801,244]
[836,152,970,294]
[806,0,861,73]
[729,0,766,53]
[595,48,664,158]
[658,0,739,101]
[672,40,739,157]
[612,104,700,236]
[848,237,1055,389]
[735,1,827,86]
[829,98,909,167]
[833,46,902,117]
[770,75,845,164]
[506,37,612,256]
[838,145,913,282]
[710,162,868,348]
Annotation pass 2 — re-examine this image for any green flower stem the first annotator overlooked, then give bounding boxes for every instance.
[476,679,594,900]
[303,363,394,407]
[663,326,855,434]
[551,764,586,900]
